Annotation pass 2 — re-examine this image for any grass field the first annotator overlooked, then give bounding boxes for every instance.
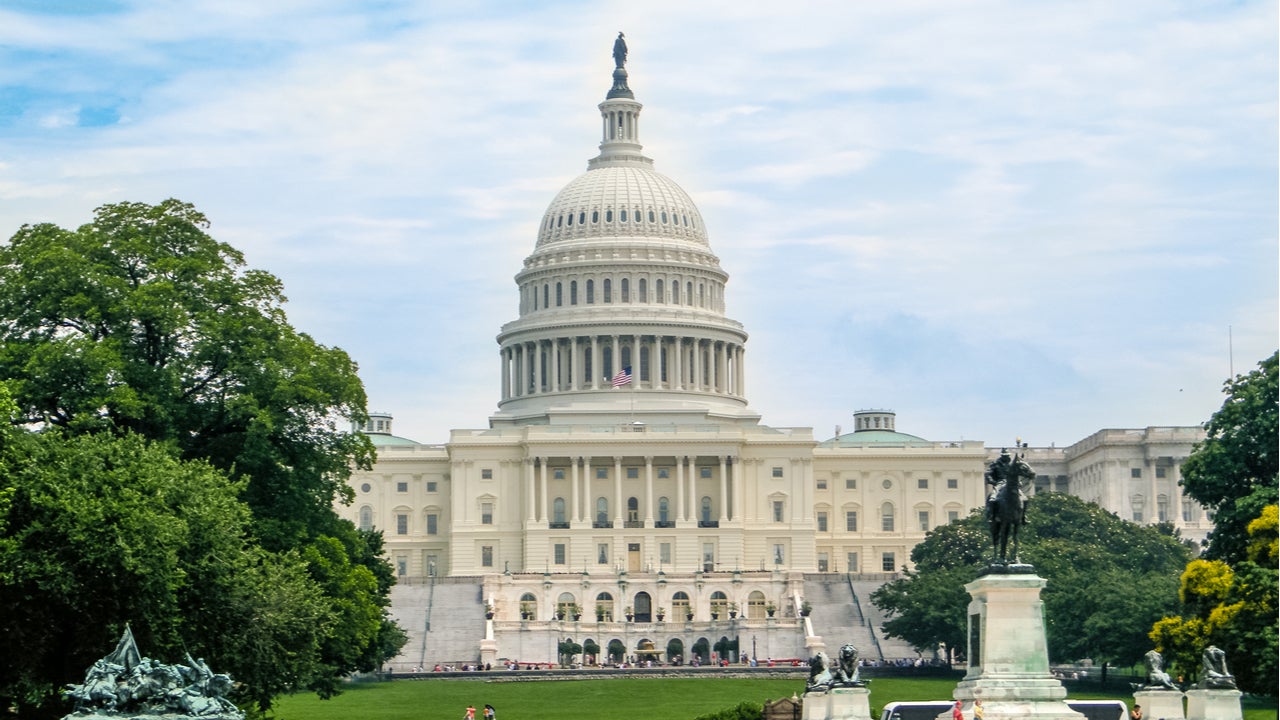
[271,675,1279,720]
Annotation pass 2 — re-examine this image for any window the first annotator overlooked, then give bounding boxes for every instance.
[1157,497,1169,522]
[845,478,857,490]
[360,482,371,493]
[554,468,566,480]
[426,481,438,492]
[882,552,896,572]
[481,468,493,479]
[397,557,407,576]
[947,478,958,490]
[553,498,566,523]
[817,477,828,489]
[358,506,373,531]
[596,497,609,525]
[704,543,716,572]
[570,280,578,305]
[587,279,594,303]
[773,544,785,566]
[660,542,671,564]
[772,500,784,522]
[639,278,647,302]
[1156,467,1167,479]
[817,512,828,532]
[658,497,670,523]
[622,278,630,302]
[881,479,892,490]
[881,502,895,532]
[700,496,712,523]
[948,510,959,522]
[1133,509,1144,522]
[658,468,669,478]
[598,543,609,564]
[918,510,930,531]
[847,552,859,573]
[426,513,438,535]
[846,511,858,532]
[917,478,929,489]
[772,467,784,478]
[604,278,612,302]
[554,543,566,565]
[396,513,408,535]
[1131,468,1142,479]
[627,497,639,523]
[627,467,639,479]
[481,546,493,567]
[397,481,408,493]
[700,467,712,479]
[817,553,829,572]
[481,502,493,525]
[596,467,608,479]
[556,283,562,306]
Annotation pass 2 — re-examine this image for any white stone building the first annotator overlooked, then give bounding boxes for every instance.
[336,49,1207,669]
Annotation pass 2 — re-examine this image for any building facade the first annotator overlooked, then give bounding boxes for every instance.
[336,47,1208,667]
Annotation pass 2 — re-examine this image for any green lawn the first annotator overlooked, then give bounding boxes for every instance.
[271,675,1279,720]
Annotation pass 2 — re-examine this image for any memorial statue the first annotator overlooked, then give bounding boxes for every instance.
[805,651,834,693]
[1140,649,1179,691]
[985,447,1034,565]
[1197,645,1237,690]
[63,625,243,719]
[612,32,627,68]
[831,644,865,687]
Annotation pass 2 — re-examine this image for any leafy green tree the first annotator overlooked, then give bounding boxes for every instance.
[1180,352,1278,562]
[872,494,1191,665]
[0,201,402,708]
[558,639,583,666]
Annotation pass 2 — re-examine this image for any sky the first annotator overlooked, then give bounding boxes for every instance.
[0,0,1275,448]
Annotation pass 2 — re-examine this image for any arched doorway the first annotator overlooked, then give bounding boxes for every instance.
[607,638,626,664]
[666,637,684,665]
[634,591,652,622]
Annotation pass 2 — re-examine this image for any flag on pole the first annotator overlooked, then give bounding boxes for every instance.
[611,366,632,388]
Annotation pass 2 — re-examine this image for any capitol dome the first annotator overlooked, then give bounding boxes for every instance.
[490,42,757,428]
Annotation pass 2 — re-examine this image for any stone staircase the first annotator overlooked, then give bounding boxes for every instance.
[847,576,921,661]
[386,577,485,671]
[802,574,879,659]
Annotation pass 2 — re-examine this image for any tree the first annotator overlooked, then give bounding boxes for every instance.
[872,494,1192,666]
[1180,352,1278,563]
[0,201,402,710]
[558,639,582,666]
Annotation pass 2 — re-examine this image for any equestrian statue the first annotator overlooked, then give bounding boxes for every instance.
[984,446,1035,566]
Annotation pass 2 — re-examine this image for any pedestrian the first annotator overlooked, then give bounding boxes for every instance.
[952,700,963,720]
[1130,704,1142,720]
[465,704,476,720]
[974,699,984,720]
[484,704,496,720]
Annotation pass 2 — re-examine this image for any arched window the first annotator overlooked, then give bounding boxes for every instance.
[620,209,628,222]
[556,282,563,307]
[700,496,713,523]
[543,283,549,309]
[881,501,895,532]
[672,591,691,619]
[687,282,693,303]
[606,209,614,222]
[579,212,586,225]
[627,497,639,524]
[639,278,647,302]
[553,497,566,524]
[520,592,538,619]
[604,278,612,303]
[709,591,728,617]
[596,497,609,526]
[595,592,614,621]
[592,210,599,223]
[586,279,594,303]
[557,592,577,619]
[358,505,373,531]
[747,591,766,619]
[656,279,665,303]
[570,280,578,305]
[658,497,670,524]
[621,278,630,302]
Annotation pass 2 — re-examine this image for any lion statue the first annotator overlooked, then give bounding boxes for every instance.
[805,651,833,693]
[833,643,863,686]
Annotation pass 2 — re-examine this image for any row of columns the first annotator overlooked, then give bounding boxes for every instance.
[500,334,745,401]
[523,456,740,527]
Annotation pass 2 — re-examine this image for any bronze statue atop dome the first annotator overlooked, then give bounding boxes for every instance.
[613,32,627,68]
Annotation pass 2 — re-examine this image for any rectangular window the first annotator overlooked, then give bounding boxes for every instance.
[882,510,894,532]
[817,553,829,572]
[396,514,408,535]
[948,510,959,523]
[817,512,828,532]
[627,467,639,479]
[700,467,712,479]
[660,542,671,564]
[427,481,438,492]
[1158,499,1169,522]
[846,511,858,532]
[918,510,930,531]
[396,557,407,576]
[947,478,958,490]
[481,546,494,567]
[816,477,828,489]
[882,552,896,572]
[772,501,784,522]
[1131,468,1142,478]
[596,467,608,479]
[845,478,857,490]
[481,502,493,525]
[658,468,670,479]
[598,543,609,564]
[1156,467,1167,478]
[554,543,566,565]
[917,478,928,489]
[426,513,438,535]
[396,481,408,493]
[847,552,859,573]
[772,544,785,565]
[1132,510,1143,522]
[703,543,716,572]
[481,468,493,479]
[771,467,783,478]
[554,468,565,479]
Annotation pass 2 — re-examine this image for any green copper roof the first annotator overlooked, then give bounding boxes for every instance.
[367,433,420,447]
[818,429,931,448]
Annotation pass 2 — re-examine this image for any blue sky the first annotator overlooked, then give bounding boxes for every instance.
[1,0,1275,447]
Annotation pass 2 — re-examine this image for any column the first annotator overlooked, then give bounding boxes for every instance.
[584,457,593,524]
[673,337,683,390]
[591,336,600,389]
[644,456,655,524]
[693,340,703,390]
[517,344,527,397]
[731,456,743,521]
[533,340,543,394]
[1149,462,1159,525]
[571,457,581,523]
[687,456,698,522]
[570,337,579,391]
[718,456,728,522]
[539,458,549,523]
[613,457,624,526]
[501,346,510,400]
[551,339,560,393]
[676,454,685,521]
[525,459,536,522]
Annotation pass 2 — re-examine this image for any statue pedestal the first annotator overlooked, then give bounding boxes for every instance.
[801,687,871,720]
[1185,689,1242,720]
[952,572,1082,720]
[1133,689,1185,720]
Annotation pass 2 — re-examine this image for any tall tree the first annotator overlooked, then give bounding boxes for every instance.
[872,494,1192,666]
[0,201,402,709]
[1180,351,1279,562]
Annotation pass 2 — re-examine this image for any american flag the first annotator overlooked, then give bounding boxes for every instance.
[611,366,632,387]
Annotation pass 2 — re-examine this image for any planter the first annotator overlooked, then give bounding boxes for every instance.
[625,614,634,622]
[686,613,694,621]
[597,614,605,622]
[710,612,719,620]
[485,612,495,620]
[729,611,737,619]
[766,610,776,618]
[656,614,665,622]
[556,613,565,620]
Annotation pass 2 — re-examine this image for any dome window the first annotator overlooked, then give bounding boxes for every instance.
[586,279,595,303]
[620,210,628,222]
[567,213,573,226]
[603,279,612,303]
[681,214,688,226]
[656,279,664,303]
[592,210,599,223]
[557,215,563,227]
[661,211,668,223]
[579,212,586,225]
[570,280,578,305]
[556,282,563,307]
[606,209,614,222]
[648,210,655,223]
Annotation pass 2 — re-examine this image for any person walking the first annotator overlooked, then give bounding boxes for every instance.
[464,705,476,720]
[484,704,496,720]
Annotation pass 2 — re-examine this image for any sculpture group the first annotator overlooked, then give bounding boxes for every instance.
[984,447,1035,566]
[805,643,865,693]
[63,625,242,719]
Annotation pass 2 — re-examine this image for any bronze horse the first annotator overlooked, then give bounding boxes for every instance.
[988,455,1034,564]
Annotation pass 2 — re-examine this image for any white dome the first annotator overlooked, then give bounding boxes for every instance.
[536,165,708,248]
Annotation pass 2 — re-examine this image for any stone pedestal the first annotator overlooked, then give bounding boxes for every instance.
[801,687,871,720]
[1185,689,1242,720]
[1133,689,1185,720]
[952,571,1083,720]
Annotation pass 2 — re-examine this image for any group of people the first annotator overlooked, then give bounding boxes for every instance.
[951,699,984,720]
[463,704,496,720]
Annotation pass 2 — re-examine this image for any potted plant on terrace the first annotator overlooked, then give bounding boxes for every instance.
[624,606,634,622]
[569,602,583,621]
[484,603,495,620]
[765,601,777,618]
[728,602,739,619]
[596,603,608,621]
[656,606,666,622]
[520,600,534,620]
[800,600,812,617]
